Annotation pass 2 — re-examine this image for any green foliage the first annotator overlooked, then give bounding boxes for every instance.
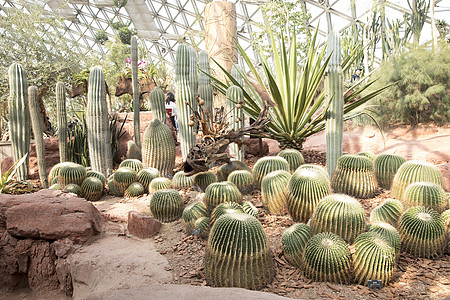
[0,154,28,194]
[95,31,109,45]
[67,114,90,167]
[110,114,127,162]
[110,21,137,45]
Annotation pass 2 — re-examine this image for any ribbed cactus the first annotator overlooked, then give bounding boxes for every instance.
[391,160,444,200]
[81,177,104,201]
[226,85,245,161]
[210,202,244,226]
[8,63,31,181]
[403,182,447,213]
[374,154,406,190]
[56,82,68,162]
[86,66,112,177]
[325,31,343,177]
[28,86,48,188]
[149,177,173,192]
[51,177,58,185]
[205,213,274,289]
[287,168,332,222]
[281,223,311,269]
[278,149,305,174]
[49,162,74,184]
[58,163,87,189]
[443,209,450,254]
[172,171,195,189]
[131,36,140,147]
[204,181,242,212]
[149,189,184,223]
[368,222,401,256]
[149,87,166,124]
[175,44,195,160]
[227,170,254,195]
[142,119,175,177]
[261,170,291,215]
[107,179,120,196]
[357,151,376,161]
[370,198,404,226]
[194,216,210,239]
[398,206,445,258]
[113,167,138,195]
[310,194,366,243]
[188,46,198,101]
[198,50,213,115]
[193,171,217,191]
[86,170,106,186]
[297,164,330,180]
[49,183,61,190]
[231,65,243,86]
[217,161,251,182]
[302,232,351,284]
[119,159,144,172]
[137,167,159,191]
[242,201,258,218]
[126,140,142,160]
[124,182,145,198]
[253,156,290,189]
[331,154,378,199]
[63,183,82,197]
[183,201,209,234]
[353,232,396,286]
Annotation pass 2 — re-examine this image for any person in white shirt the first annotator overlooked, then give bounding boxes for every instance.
[165,92,178,131]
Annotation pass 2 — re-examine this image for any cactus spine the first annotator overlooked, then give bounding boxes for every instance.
[198,50,213,114]
[325,31,343,177]
[8,63,31,181]
[226,85,245,161]
[149,87,166,124]
[86,66,112,177]
[131,36,140,147]
[56,82,68,162]
[28,86,48,188]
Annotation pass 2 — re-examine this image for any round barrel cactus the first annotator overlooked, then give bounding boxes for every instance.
[286,167,332,222]
[194,216,210,239]
[357,151,376,161]
[216,161,251,182]
[369,198,404,226]
[253,156,289,189]
[49,162,75,184]
[368,222,401,256]
[281,223,311,268]
[331,154,378,199]
[63,184,82,197]
[149,189,184,223]
[242,201,258,218]
[86,170,106,186]
[149,177,173,193]
[107,179,120,196]
[126,140,142,160]
[204,181,242,212]
[137,168,160,192]
[227,170,254,195]
[183,201,209,234]
[443,209,450,254]
[302,232,351,284]
[210,202,244,226]
[353,232,396,286]
[193,171,217,191]
[374,154,406,190]
[403,182,447,213]
[261,170,291,215]
[119,159,144,173]
[278,149,304,174]
[81,177,104,201]
[124,182,145,198]
[297,164,330,180]
[113,167,138,195]
[58,163,87,189]
[391,160,444,200]
[205,213,274,289]
[172,171,194,189]
[310,194,366,243]
[49,183,61,190]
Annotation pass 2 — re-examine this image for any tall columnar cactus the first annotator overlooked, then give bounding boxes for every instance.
[28,86,48,188]
[231,65,243,86]
[403,182,447,213]
[228,170,254,195]
[205,213,274,289]
[183,201,209,235]
[58,163,87,189]
[142,119,175,177]
[310,194,367,243]
[204,181,242,211]
[369,198,404,226]
[149,87,166,124]
[188,46,198,102]
[252,156,290,189]
[149,177,173,192]
[198,50,213,114]
[261,170,291,215]
[210,202,244,226]
[119,159,144,172]
[113,167,138,195]
[226,85,245,161]
[217,161,251,182]
[131,36,141,147]
[368,222,402,256]
[391,160,444,200]
[81,177,104,201]
[278,149,305,174]
[352,232,396,286]
[86,66,112,177]
[8,63,31,181]
[56,82,68,162]
[325,31,343,177]
[137,167,160,192]
[193,171,217,191]
[374,154,407,190]
[172,171,194,189]
[281,223,311,269]
[149,189,184,223]
[302,232,351,284]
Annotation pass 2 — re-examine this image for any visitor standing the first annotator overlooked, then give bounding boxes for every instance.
[351,67,362,84]
[165,92,178,131]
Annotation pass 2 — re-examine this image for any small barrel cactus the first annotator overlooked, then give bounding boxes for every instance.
[443,209,450,254]
[297,164,330,180]
[398,206,445,258]
[210,202,244,226]
[113,167,138,195]
[204,181,242,212]
[403,182,447,213]
[107,179,120,196]
[205,213,274,289]
[242,201,258,218]
[368,222,401,256]
[253,156,289,189]
[193,171,217,191]
[331,154,378,199]
[374,154,406,190]
[227,170,254,195]
[49,183,61,190]
[310,194,366,243]
[124,182,145,198]
[172,171,195,189]
[149,87,166,124]
[302,232,351,284]
[49,162,74,185]
[357,151,376,161]
[261,170,291,215]
[183,201,209,234]
[81,177,104,201]
[149,177,173,193]
[63,184,82,197]
[137,168,160,192]
[126,140,142,160]
[217,161,251,182]
[119,159,144,173]
[58,163,87,189]
[86,170,106,186]
[281,223,311,269]
[149,189,184,223]
[278,149,304,173]
[353,232,396,286]
[391,160,444,200]
[194,216,210,239]
[369,198,404,226]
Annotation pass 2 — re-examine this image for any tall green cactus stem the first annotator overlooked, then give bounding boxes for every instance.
[172,171,194,189]
[281,223,311,269]
[131,36,141,147]
[193,171,217,191]
[28,86,48,188]
[149,87,166,124]
[226,85,245,161]
[175,44,195,160]
[227,170,254,195]
[56,82,68,162]
[325,31,344,177]
[183,201,209,235]
[374,154,406,190]
[86,66,112,177]
[8,63,30,181]
[442,209,450,254]
[210,202,244,226]
[403,182,447,213]
[188,46,198,102]
[198,50,213,115]
[231,65,243,86]
[137,167,160,192]
[142,119,175,177]
[369,198,404,226]
[149,177,173,192]
[204,181,242,212]
[261,170,291,215]
[368,222,401,256]
[253,156,290,189]
[278,149,305,174]
[126,140,142,160]
[149,189,184,223]
[81,177,104,201]
[119,159,144,172]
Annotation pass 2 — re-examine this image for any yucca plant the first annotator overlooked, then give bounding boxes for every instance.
[0,154,29,194]
[149,189,184,223]
[281,223,311,269]
[370,198,404,226]
[403,182,447,213]
[183,201,209,235]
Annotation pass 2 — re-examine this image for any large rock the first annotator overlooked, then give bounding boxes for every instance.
[127,211,161,239]
[244,137,269,157]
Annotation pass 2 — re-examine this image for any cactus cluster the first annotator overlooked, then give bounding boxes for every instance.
[193,171,217,191]
[403,182,447,213]
[374,154,406,190]
[113,167,138,195]
[124,182,145,198]
[172,171,195,189]
[227,170,254,194]
[150,189,184,223]
[281,223,311,269]
[278,149,304,174]
[58,163,87,189]
[81,177,104,201]
[253,156,289,189]
[204,181,242,211]
[261,170,291,215]
[369,198,404,226]
[183,201,209,234]
[149,177,173,192]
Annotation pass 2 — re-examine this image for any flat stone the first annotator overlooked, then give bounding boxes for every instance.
[127,211,161,239]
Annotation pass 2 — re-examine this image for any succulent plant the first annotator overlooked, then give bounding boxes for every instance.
[205,213,274,289]
[261,170,291,215]
[193,171,217,191]
[107,179,120,196]
[58,163,87,189]
[49,183,61,190]
[183,201,209,234]
[369,198,403,226]
[204,181,242,212]
[442,209,450,254]
[149,189,184,223]
[198,50,213,116]
[137,167,160,192]
[253,156,289,189]
[227,170,254,195]
[217,161,251,182]
[86,170,106,186]
[353,232,396,286]
[131,36,141,147]
[331,154,378,199]
[63,183,82,196]
[113,167,138,195]
[297,164,330,180]
[287,167,332,222]
[368,222,401,256]
[126,140,142,160]
[81,177,104,201]
[149,177,173,193]
[403,182,447,213]
[278,149,305,174]
[119,159,144,172]
[210,202,244,226]
[242,201,258,218]
[149,87,167,124]
[172,171,195,189]
[373,154,406,190]
[310,194,366,243]
[281,223,311,268]
[49,162,74,185]
[357,151,376,161]
[194,216,210,239]
[226,85,245,161]
[302,232,351,284]
[398,206,445,258]
[391,160,444,200]
[56,82,68,163]
[124,182,145,198]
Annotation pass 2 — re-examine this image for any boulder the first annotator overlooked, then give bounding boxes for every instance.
[127,211,161,238]
[244,137,269,157]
